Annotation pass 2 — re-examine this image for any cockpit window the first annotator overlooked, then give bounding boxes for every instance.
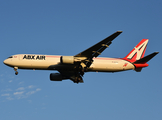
[8,56,13,58]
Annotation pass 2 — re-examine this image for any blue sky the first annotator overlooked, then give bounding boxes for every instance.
[0,0,162,120]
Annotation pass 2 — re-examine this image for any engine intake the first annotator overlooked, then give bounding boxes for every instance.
[60,56,74,64]
[50,73,65,81]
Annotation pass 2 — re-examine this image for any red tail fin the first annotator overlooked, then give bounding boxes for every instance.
[123,39,149,63]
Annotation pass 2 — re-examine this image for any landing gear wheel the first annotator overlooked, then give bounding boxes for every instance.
[15,71,18,75]
[14,67,18,75]
[74,77,79,84]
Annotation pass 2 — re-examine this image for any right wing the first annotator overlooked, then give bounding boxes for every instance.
[55,31,122,83]
[75,31,122,58]
[75,31,122,68]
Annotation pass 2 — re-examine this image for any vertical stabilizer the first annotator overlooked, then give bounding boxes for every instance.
[123,39,148,62]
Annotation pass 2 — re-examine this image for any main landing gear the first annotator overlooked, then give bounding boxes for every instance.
[73,75,83,84]
[14,67,18,75]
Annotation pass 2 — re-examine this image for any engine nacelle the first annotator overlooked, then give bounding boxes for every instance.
[60,56,74,64]
[50,73,64,81]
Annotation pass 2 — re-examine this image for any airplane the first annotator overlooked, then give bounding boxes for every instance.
[3,31,159,83]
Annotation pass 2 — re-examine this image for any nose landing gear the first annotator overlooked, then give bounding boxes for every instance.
[14,67,18,75]
[15,71,18,75]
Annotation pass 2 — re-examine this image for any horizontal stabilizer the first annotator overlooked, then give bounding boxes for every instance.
[134,52,159,64]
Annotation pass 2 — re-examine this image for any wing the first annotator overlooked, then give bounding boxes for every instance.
[54,31,122,83]
[75,31,122,58]
[75,31,122,68]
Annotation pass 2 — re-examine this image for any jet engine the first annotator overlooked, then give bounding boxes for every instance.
[60,56,74,64]
[50,73,66,81]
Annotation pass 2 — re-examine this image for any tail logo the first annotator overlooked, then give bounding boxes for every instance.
[127,39,148,60]
[123,63,128,67]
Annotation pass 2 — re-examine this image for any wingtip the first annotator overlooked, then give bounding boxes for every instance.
[154,52,159,54]
[117,31,123,33]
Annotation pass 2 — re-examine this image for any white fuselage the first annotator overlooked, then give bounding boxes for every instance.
[3,54,135,72]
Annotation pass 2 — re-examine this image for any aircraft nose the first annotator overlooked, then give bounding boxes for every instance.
[3,59,10,65]
[3,59,7,65]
